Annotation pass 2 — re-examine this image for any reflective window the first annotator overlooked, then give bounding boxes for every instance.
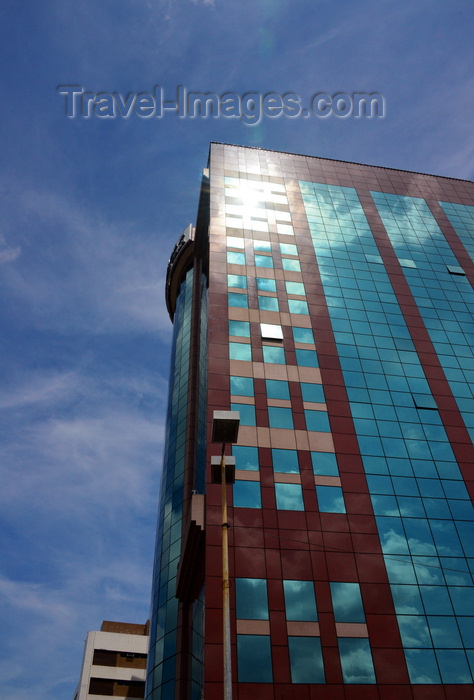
[301,383,325,403]
[390,584,424,614]
[296,349,318,367]
[227,274,247,289]
[263,346,286,364]
[449,586,474,615]
[268,406,294,429]
[436,649,472,684]
[261,323,283,340]
[397,615,432,648]
[331,582,365,622]
[288,637,325,683]
[230,376,254,396]
[282,258,301,271]
[283,580,317,621]
[237,635,272,683]
[288,299,309,315]
[305,410,330,432]
[405,648,441,683]
[229,320,250,337]
[275,483,305,510]
[311,452,339,476]
[427,616,463,648]
[256,277,276,292]
[254,240,271,251]
[226,236,244,248]
[233,481,261,508]
[229,342,251,361]
[272,449,299,473]
[235,578,269,619]
[258,296,279,312]
[232,445,259,471]
[316,485,346,513]
[255,255,274,268]
[231,403,256,426]
[292,327,314,344]
[458,617,474,648]
[285,281,305,295]
[228,292,248,308]
[338,638,376,684]
[376,516,409,554]
[420,585,453,615]
[280,242,298,256]
[266,379,290,400]
[227,251,245,265]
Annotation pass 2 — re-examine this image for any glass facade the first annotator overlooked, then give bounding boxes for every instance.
[147,144,474,700]
[147,269,195,699]
[301,182,474,685]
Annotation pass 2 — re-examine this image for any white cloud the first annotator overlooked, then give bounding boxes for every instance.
[1,184,173,336]
[0,246,21,265]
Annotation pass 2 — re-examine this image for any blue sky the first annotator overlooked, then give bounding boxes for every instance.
[0,1,473,698]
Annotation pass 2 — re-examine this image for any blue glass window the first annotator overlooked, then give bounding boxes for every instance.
[405,648,441,683]
[301,383,325,403]
[283,580,317,621]
[255,255,273,268]
[275,483,304,510]
[305,410,330,432]
[232,445,259,471]
[296,348,318,367]
[338,639,375,683]
[256,277,276,292]
[331,582,365,622]
[227,274,247,289]
[235,578,269,619]
[268,406,294,429]
[280,243,298,256]
[311,452,338,476]
[397,615,433,648]
[228,292,248,308]
[229,320,250,337]
[288,299,309,315]
[282,258,301,271]
[263,346,285,364]
[285,281,305,295]
[376,516,409,554]
[317,485,346,513]
[258,296,279,312]
[288,637,325,683]
[292,327,314,344]
[227,251,245,265]
[237,635,272,682]
[230,376,254,396]
[233,481,261,508]
[254,240,271,251]
[427,616,463,648]
[436,649,472,684]
[266,379,290,400]
[457,617,474,648]
[272,448,299,473]
[231,403,256,426]
[229,342,251,361]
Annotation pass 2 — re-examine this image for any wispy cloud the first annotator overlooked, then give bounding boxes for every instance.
[1,184,172,336]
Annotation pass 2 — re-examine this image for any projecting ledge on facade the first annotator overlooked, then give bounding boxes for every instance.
[90,666,146,681]
[176,493,205,603]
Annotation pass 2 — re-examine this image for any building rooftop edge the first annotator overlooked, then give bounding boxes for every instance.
[209,142,474,186]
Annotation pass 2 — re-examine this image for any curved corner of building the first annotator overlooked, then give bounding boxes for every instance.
[165,224,196,321]
[165,169,211,321]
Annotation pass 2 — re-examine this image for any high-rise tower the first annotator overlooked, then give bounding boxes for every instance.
[146,143,474,700]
